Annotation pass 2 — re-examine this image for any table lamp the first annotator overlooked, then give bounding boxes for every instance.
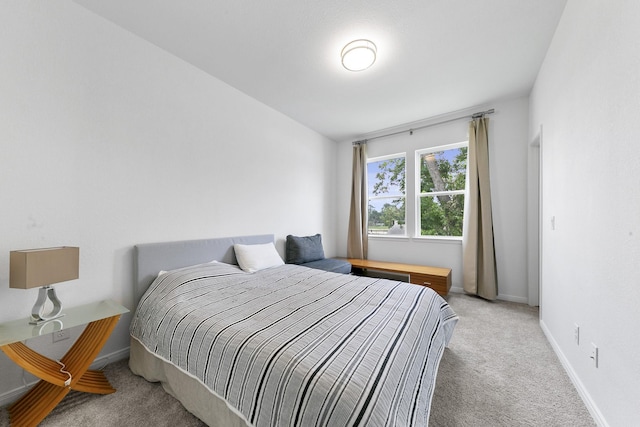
[10,247,79,324]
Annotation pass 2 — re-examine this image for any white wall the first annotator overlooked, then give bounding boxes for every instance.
[336,97,530,303]
[0,1,337,403]
[530,1,640,425]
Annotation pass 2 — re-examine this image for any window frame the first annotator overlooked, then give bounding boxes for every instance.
[366,152,407,237]
[414,141,468,240]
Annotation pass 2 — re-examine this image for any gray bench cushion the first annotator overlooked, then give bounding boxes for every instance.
[286,234,351,274]
[301,258,352,274]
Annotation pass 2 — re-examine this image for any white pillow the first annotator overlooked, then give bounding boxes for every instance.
[234,243,284,273]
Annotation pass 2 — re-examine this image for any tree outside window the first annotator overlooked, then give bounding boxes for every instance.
[418,143,467,237]
[367,154,406,235]
[367,143,468,238]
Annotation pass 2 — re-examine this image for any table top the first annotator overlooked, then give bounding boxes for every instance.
[0,299,128,347]
[344,258,451,276]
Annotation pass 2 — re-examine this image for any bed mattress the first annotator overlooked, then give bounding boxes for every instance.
[130,261,457,426]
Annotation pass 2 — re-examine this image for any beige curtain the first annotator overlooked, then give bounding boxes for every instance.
[462,117,498,300]
[347,142,368,259]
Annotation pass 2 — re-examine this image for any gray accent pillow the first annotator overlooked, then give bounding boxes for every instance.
[286,234,325,264]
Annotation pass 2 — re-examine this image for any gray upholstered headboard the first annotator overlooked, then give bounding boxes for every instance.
[133,234,274,308]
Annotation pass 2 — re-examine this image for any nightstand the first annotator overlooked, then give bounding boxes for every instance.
[0,300,128,427]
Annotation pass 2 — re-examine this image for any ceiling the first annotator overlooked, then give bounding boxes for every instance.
[74,0,567,142]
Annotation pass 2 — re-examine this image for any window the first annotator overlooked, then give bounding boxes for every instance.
[366,142,468,239]
[417,142,468,237]
[367,154,406,235]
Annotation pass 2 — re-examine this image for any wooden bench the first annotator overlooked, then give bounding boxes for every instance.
[345,258,452,296]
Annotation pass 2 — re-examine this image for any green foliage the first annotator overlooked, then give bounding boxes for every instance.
[372,158,405,196]
[369,147,467,237]
[420,194,465,236]
[369,157,406,233]
[419,147,466,236]
[368,202,405,230]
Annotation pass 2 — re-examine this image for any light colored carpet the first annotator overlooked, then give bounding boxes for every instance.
[0,358,205,427]
[0,293,595,426]
[429,294,595,426]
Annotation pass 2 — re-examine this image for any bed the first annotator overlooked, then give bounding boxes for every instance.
[129,235,458,426]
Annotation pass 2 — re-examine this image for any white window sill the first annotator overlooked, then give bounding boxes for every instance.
[368,234,410,242]
[368,235,462,245]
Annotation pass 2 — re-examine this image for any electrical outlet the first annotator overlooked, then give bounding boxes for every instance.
[573,324,580,345]
[590,343,598,368]
[52,329,69,343]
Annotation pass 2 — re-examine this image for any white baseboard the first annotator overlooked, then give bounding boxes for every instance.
[539,320,608,427]
[0,346,130,408]
[90,346,130,370]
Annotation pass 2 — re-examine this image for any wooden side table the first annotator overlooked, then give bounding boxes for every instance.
[0,300,128,427]
[345,258,452,296]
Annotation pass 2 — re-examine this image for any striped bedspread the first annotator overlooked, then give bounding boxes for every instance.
[130,262,457,426]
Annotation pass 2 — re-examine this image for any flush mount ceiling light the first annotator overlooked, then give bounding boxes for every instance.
[341,39,377,72]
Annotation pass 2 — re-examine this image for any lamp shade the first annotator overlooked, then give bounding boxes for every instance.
[10,247,79,289]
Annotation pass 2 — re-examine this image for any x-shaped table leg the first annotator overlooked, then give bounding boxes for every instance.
[1,314,121,427]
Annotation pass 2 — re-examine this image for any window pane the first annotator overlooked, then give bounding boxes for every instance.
[420,194,465,237]
[368,197,405,235]
[420,147,467,193]
[368,156,406,235]
[368,157,405,197]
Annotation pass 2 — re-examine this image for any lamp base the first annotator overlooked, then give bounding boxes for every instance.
[29,286,64,325]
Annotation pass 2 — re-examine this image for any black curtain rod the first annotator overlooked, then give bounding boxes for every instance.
[352,108,494,145]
